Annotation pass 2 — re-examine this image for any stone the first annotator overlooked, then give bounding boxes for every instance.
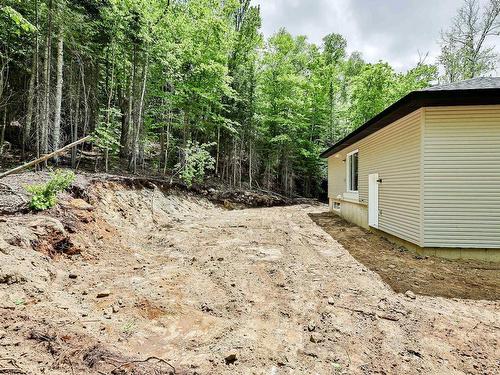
[307,320,316,332]
[0,330,6,339]
[0,301,16,310]
[310,332,324,343]
[96,290,111,298]
[69,199,94,211]
[201,303,213,313]
[224,353,237,365]
[389,264,396,269]
[327,297,335,305]
[405,290,416,300]
[103,308,112,319]
[69,273,78,279]
[112,304,120,313]
[276,354,288,366]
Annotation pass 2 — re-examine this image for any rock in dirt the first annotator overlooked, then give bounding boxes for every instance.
[96,290,111,298]
[0,272,25,285]
[307,320,316,332]
[68,198,94,211]
[225,353,237,365]
[68,273,78,279]
[405,290,416,300]
[200,302,213,313]
[327,297,335,305]
[310,332,324,343]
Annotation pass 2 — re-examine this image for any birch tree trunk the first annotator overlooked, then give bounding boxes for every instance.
[130,55,148,173]
[41,0,53,156]
[24,53,37,157]
[121,49,136,159]
[52,31,64,157]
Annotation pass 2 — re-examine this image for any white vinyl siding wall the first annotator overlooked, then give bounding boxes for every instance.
[328,109,423,245]
[423,105,500,248]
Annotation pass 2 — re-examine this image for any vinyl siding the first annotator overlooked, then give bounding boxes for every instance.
[327,156,345,199]
[328,109,423,245]
[423,105,500,248]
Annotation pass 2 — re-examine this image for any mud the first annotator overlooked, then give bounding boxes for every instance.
[310,212,500,300]
[0,177,498,374]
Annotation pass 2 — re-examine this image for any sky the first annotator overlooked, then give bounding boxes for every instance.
[251,0,485,72]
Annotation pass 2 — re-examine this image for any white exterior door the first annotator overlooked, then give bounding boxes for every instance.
[368,173,379,228]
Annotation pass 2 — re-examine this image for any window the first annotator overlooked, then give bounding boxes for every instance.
[346,150,358,192]
[333,201,341,211]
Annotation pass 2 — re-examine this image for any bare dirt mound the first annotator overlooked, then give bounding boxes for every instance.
[310,212,500,300]
[1,177,499,374]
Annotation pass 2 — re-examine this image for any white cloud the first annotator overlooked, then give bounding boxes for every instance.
[252,0,466,71]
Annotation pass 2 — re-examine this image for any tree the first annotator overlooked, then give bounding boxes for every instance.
[439,0,500,82]
[0,0,487,198]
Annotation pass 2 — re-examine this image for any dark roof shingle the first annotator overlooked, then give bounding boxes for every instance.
[420,77,500,91]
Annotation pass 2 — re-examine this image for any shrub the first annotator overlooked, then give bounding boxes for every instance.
[26,170,75,211]
[176,141,216,187]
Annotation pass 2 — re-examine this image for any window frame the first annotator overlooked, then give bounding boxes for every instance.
[345,149,359,197]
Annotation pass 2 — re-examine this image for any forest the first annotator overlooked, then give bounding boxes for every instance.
[0,0,499,197]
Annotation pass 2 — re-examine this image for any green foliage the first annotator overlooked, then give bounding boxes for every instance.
[93,108,121,154]
[26,170,76,211]
[1,0,449,198]
[438,0,500,82]
[1,5,36,34]
[176,141,216,187]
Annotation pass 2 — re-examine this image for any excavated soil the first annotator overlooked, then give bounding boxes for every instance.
[0,177,499,374]
[310,212,500,300]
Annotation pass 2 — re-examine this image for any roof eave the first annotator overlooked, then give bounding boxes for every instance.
[320,88,500,158]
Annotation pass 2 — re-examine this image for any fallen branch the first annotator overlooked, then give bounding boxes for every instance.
[119,356,175,373]
[0,357,26,374]
[103,355,176,374]
[254,187,289,200]
[0,135,91,179]
[0,368,26,374]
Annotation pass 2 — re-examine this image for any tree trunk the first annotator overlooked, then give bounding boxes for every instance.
[34,0,41,161]
[130,54,148,173]
[164,111,171,175]
[215,125,220,174]
[52,31,64,159]
[41,0,53,157]
[122,49,136,159]
[249,140,252,188]
[0,110,6,154]
[72,70,81,168]
[24,52,37,157]
[105,148,109,172]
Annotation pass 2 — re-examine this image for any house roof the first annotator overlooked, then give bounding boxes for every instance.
[420,77,500,91]
[320,77,500,158]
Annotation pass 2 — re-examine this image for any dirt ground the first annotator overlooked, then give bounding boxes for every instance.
[310,212,500,300]
[0,176,499,374]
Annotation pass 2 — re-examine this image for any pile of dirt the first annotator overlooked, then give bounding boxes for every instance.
[310,212,500,300]
[101,175,300,208]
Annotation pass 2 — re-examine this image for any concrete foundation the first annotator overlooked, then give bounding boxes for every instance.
[329,198,369,229]
[329,198,500,262]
